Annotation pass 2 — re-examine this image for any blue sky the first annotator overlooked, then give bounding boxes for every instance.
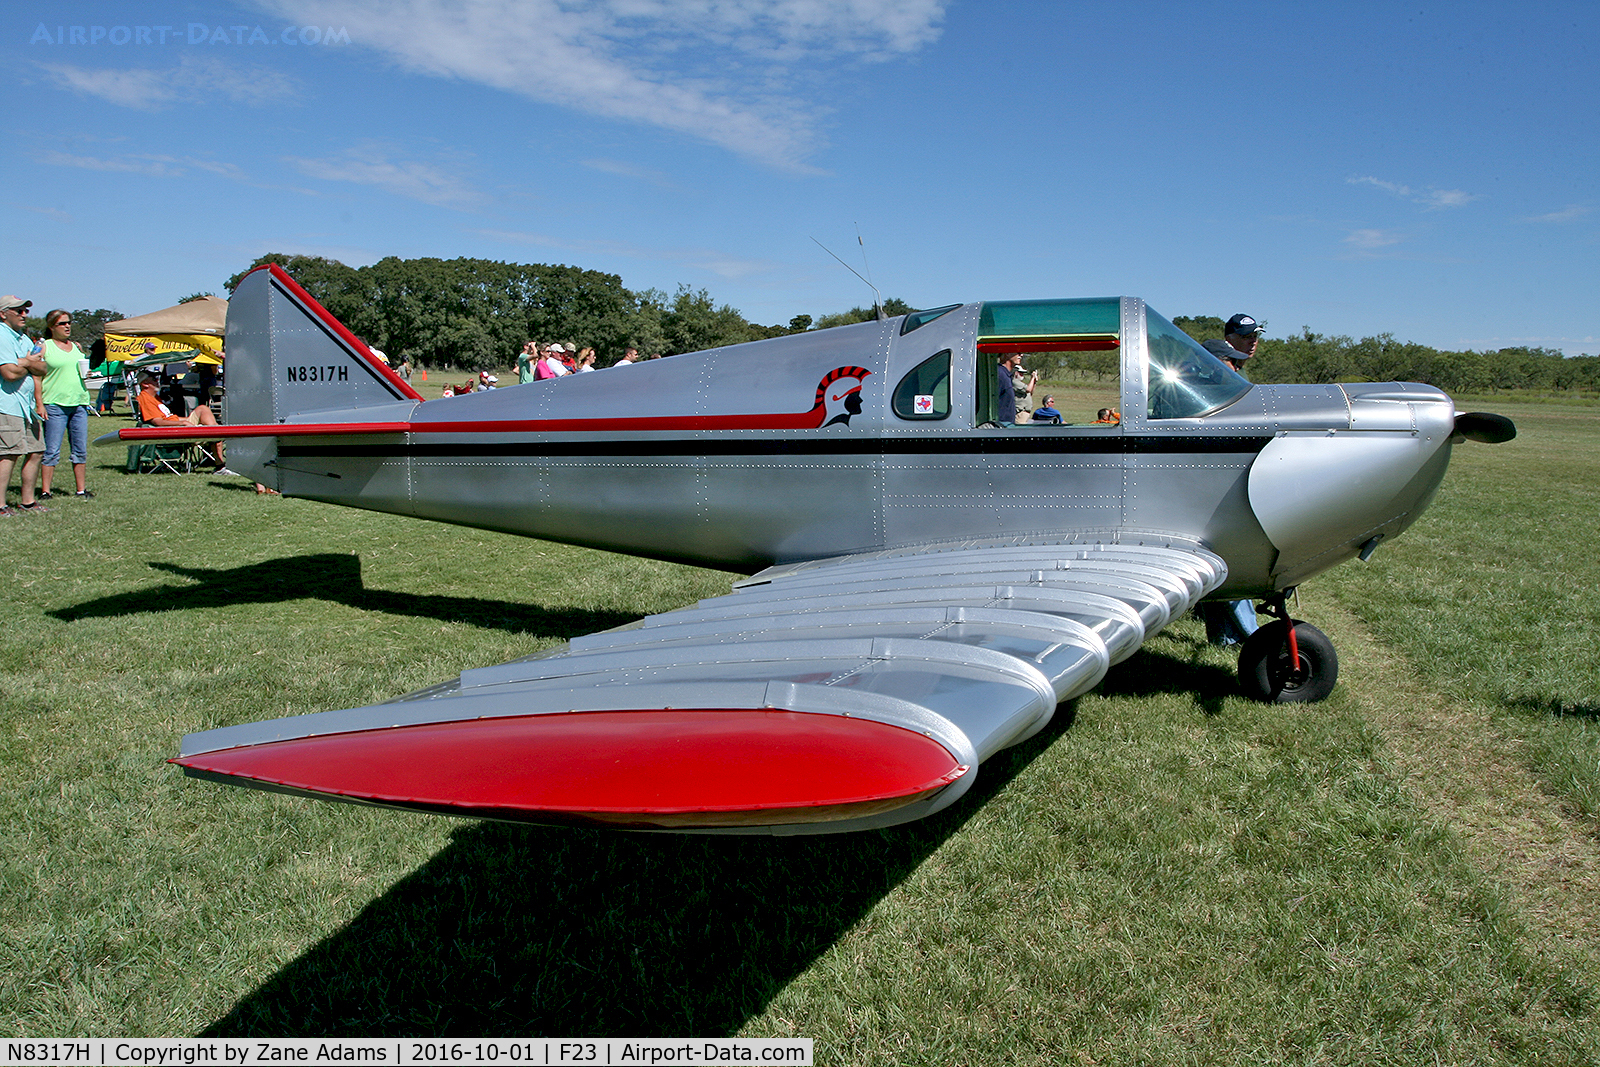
[7,0,1596,354]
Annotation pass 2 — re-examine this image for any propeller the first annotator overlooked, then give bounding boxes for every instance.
[1454,411,1516,444]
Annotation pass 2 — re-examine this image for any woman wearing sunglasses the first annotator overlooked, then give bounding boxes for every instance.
[38,309,93,499]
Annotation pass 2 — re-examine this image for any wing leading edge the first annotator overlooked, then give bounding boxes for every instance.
[174,536,1226,834]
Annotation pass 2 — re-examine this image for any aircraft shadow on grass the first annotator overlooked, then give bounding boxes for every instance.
[1503,694,1600,721]
[48,553,638,638]
[196,642,1236,1037]
[199,712,1072,1037]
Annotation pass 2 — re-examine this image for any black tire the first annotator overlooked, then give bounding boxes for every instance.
[1237,620,1339,703]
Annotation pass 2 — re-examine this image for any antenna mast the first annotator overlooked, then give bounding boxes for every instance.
[811,234,885,322]
[855,224,885,321]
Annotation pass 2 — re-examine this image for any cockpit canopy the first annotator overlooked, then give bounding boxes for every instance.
[972,297,1251,421]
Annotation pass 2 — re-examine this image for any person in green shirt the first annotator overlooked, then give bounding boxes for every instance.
[516,340,538,384]
[37,310,93,498]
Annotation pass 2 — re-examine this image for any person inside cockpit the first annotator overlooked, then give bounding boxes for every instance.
[1202,313,1262,375]
[996,353,1019,424]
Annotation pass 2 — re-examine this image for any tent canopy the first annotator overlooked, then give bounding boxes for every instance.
[103,296,227,362]
[105,295,227,336]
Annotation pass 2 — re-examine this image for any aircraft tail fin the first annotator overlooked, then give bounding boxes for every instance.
[224,263,422,430]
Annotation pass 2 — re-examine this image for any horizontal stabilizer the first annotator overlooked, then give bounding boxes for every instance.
[99,420,412,446]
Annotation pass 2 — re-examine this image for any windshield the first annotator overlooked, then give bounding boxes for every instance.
[1144,307,1252,418]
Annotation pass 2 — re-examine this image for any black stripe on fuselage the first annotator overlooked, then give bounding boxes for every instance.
[277,435,1274,460]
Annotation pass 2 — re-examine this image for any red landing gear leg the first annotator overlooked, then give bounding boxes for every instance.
[1236,591,1339,703]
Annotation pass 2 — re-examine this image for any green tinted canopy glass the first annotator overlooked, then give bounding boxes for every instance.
[978,298,1121,340]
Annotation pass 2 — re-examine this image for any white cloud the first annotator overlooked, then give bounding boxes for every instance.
[36,55,298,109]
[36,64,177,109]
[252,0,944,169]
[200,57,299,105]
[1343,228,1404,250]
[15,204,73,223]
[595,0,945,60]
[1349,176,1406,198]
[580,158,678,188]
[1419,188,1476,209]
[286,145,482,207]
[1348,175,1480,210]
[38,149,319,196]
[38,151,186,177]
[1521,204,1591,223]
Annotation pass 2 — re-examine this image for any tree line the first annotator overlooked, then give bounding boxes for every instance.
[226,254,781,369]
[220,253,1596,394]
[1172,316,1599,397]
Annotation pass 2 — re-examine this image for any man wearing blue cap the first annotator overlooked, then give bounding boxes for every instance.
[1201,313,1262,375]
[0,296,47,513]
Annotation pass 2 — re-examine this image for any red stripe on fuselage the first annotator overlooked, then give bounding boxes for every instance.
[116,407,833,441]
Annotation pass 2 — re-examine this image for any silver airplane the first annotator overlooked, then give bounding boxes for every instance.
[114,264,1514,835]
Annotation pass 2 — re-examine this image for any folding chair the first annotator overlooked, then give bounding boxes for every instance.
[126,405,200,474]
[126,440,196,474]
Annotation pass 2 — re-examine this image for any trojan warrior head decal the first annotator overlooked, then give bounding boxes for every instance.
[815,365,871,427]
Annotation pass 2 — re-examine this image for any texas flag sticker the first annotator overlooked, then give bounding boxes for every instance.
[913,394,934,414]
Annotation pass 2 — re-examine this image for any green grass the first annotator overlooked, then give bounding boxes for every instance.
[1317,400,1600,823]
[0,406,1596,1063]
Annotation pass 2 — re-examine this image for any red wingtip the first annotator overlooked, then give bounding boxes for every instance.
[174,709,968,829]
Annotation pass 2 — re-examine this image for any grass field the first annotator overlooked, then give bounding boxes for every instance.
[1,399,1596,1063]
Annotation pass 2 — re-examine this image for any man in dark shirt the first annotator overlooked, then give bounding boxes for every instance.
[996,353,1018,424]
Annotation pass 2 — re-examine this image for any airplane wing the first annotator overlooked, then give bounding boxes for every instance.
[173,535,1226,835]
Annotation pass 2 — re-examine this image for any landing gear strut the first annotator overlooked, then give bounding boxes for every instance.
[1237,591,1339,703]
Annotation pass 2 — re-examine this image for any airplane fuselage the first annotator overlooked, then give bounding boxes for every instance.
[222,290,1458,598]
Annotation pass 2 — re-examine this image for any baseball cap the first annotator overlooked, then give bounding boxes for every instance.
[1225,314,1263,337]
[0,295,32,312]
[1203,338,1249,361]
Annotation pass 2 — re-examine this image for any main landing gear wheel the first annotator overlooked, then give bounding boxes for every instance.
[1237,618,1339,703]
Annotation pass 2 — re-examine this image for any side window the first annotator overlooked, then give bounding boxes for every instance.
[973,348,1121,427]
[900,305,961,335]
[893,350,951,420]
